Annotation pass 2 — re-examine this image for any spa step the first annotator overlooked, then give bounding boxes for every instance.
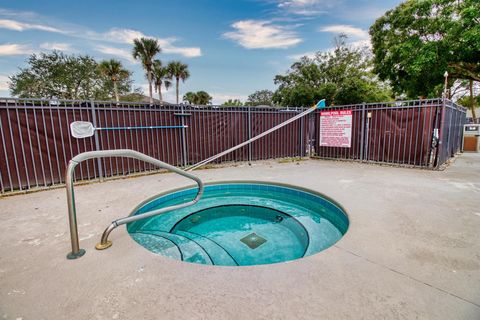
[130,232,182,260]
[175,230,238,266]
[135,230,213,265]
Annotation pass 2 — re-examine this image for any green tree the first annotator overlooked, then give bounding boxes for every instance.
[246,90,274,106]
[119,87,147,102]
[9,51,132,100]
[370,0,480,99]
[457,94,480,108]
[195,91,212,105]
[273,35,392,107]
[152,59,172,103]
[132,37,161,105]
[183,91,212,105]
[168,61,190,104]
[457,84,479,121]
[183,91,197,104]
[222,99,243,106]
[98,59,131,102]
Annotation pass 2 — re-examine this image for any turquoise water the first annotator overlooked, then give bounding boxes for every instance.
[127,182,349,266]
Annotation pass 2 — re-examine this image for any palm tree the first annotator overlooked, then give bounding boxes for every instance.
[98,59,130,102]
[194,91,212,105]
[167,61,190,104]
[132,37,161,105]
[152,60,172,103]
[182,91,212,105]
[183,91,197,104]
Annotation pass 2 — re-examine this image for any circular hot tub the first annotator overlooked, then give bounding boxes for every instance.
[127,182,349,266]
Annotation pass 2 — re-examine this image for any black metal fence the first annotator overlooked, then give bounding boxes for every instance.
[0,98,466,194]
[312,99,466,168]
[0,98,307,193]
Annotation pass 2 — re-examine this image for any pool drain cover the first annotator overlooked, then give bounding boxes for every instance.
[240,233,267,249]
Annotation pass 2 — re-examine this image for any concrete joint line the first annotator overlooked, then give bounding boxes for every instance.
[334,245,480,309]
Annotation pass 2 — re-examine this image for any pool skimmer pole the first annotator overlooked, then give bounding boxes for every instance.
[69,121,187,139]
[187,99,326,171]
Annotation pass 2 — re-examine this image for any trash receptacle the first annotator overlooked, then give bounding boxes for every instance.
[463,124,480,152]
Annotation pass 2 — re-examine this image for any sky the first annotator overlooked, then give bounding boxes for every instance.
[0,0,402,104]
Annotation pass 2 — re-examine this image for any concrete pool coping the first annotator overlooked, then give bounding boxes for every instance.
[1,154,479,319]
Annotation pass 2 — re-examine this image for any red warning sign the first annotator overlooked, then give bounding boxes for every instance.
[319,110,352,148]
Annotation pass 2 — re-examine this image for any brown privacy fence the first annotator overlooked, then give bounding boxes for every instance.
[313,99,466,167]
[0,99,307,193]
[0,98,465,194]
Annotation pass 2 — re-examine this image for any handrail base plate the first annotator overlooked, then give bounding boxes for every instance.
[66,249,86,260]
[95,241,113,250]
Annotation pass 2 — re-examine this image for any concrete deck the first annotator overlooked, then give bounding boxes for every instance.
[1,154,479,319]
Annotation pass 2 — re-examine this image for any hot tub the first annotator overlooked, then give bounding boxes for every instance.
[127,182,349,266]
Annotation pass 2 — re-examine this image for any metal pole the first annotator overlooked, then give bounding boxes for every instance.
[300,115,305,157]
[447,102,453,157]
[66,159,85,259]
[365,111,370,161]
[0,107,14,192]
[443,71,449,99]
[435,99,447,168]
[65,149,204,259]
[5,106,22,190]
[248,107,252,164]
[180,104,188,166]
[90,100,104,181]
[360,102,366,161]
[308,112,316,157]
[187,101,324,171]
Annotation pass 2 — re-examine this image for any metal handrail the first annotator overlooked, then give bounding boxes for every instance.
[65,149,204,260]
[186,99,326,171]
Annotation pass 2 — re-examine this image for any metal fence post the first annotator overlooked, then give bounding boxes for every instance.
[180,104,188,167]
[447,102,453,157]
[435,98,447,169]
[360,102,366,161]
[308,112,315,156]
[300,114,305,157]
[90,100,104,181]
[248,106,252,164]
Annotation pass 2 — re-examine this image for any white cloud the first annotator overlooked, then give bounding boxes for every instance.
[349,39,371,49]
[161,87,177,103]
[101,28,146,44]
[223,20,302,49]
[95,45,137,63]
[288,51,316,60]
[90,28,202,58]
[164,46,202,58]
[0,8,38,20]
[39,42,73,51]
[0,43,34,56]
[0,18,64,33]
[0,10,202,58]
[210,92,248,105]
[318,25,369,39]
[276,0,340,15]
[318,25,372,49]
[0,75,9,91]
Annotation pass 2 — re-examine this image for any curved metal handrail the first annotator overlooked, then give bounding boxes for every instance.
[65,149,204,260]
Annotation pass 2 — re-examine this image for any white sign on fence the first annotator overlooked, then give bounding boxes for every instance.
[319,110,352,148]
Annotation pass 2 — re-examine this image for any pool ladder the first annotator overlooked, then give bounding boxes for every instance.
[65,149,204,259]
